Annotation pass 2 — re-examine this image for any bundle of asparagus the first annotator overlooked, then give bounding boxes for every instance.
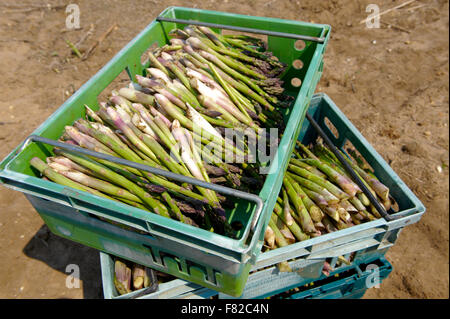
[263,139,393,255]
[29,25,294,238]
[113,258,159,295]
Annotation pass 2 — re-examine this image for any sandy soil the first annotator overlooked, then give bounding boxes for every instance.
[0,0,448,299]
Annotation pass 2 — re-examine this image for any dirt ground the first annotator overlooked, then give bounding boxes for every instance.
[0,0,448,299]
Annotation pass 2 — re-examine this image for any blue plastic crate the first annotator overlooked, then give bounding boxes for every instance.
[285,257,393,299]
[227,92,425,298]
[221,92,425,298]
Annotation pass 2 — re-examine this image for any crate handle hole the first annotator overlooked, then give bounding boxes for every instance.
[388,195,400,213]
[291,77,302,87]
[342,140,378,178]
[294,40,306,51]
[292,59,304,70]
[324,117,339,140]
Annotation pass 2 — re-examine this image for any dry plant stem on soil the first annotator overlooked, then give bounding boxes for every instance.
[83,23,117,60]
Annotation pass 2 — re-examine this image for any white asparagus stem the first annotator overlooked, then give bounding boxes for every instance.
[146,67,172,85]
[185,103,222,139]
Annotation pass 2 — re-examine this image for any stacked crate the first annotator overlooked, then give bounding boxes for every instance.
[0,7,425,299]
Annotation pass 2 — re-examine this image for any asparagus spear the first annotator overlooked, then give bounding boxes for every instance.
[289,158,327,178]
[281,190,295,226]
[264,225,276,249]
[54,150,171,218]
[336,205,352,223]
[313,148,381,202]
[132,264,146,290]
[291,182,323,223]
[171,120,220,206]
[197,26,228,49]
[146,67,172,85]
[268,216,289,248]
[320,205,341,223]
[302,158,360,197]
[118,87,155,106]
[156,93,246,159]
[148,51,170,76]
[283,176,316,234]
[31,157,116,201]
[273,203,309,241]
[322,215,338,233]
[67,125,115,155]
[339,151,390,202]
[187,37,266,80]
[84,104,104,124]
[207,62,252,122]
[160,191,197,226]
[288,163,349,200]
[114,260,132,295]
[339,199,358,213]
[48,156,102,179]
[288,172,340,205]
[273,213,296,244]
[136,75,186,110]
[50,164,144,203]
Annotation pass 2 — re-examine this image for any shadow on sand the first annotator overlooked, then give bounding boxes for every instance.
[22,224,104,299]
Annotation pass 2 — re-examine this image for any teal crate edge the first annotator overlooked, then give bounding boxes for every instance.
[288,257,393,299]
[318,93,426,218]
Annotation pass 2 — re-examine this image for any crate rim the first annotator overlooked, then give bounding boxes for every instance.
[161,6,332,31]
[310,93,426,216]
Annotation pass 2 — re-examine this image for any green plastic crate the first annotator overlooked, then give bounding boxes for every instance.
[99,93,424,299]
[0,7,330,297]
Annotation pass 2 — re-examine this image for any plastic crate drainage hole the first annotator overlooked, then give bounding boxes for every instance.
[294,40,306,51]
[291,78,302,87]
[293,59,304,70]
[324,117,339,140]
